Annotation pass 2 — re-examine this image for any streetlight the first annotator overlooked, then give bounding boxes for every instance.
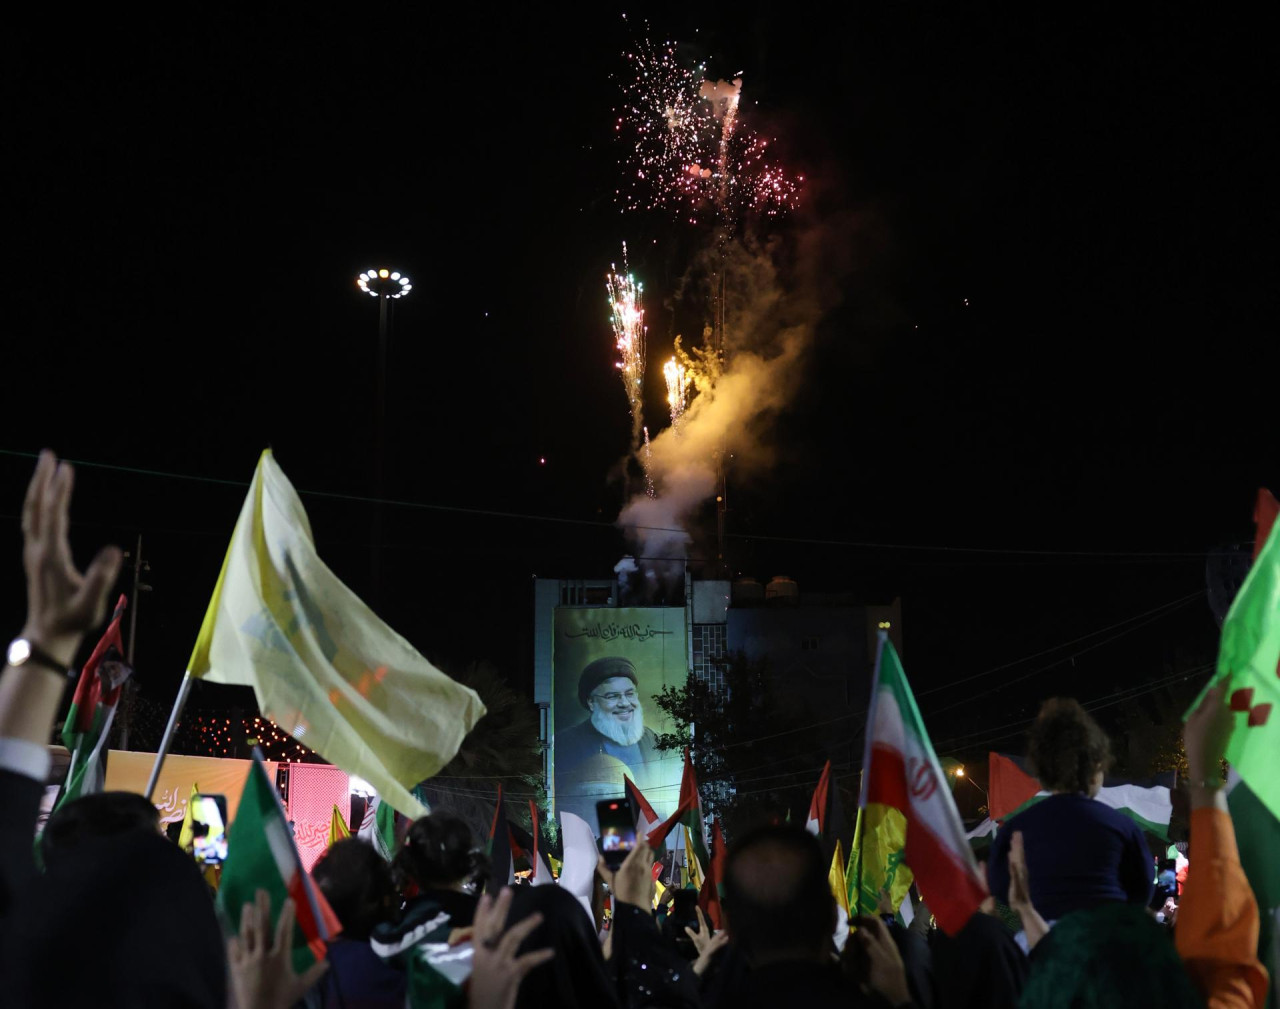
[356,267,411,604]
[953,764,988,800]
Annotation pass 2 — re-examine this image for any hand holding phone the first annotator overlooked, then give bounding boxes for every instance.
[596,797,638,871]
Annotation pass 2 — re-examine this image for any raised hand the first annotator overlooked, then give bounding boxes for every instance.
[21,450,122,661]
[468,887,554,1009]
[851,915,911,1006]
[1184,683,1232,811]
[1008,831,1049,949]
[685,906,729,975]
[227,891,328,1009]
[596,841,655,910]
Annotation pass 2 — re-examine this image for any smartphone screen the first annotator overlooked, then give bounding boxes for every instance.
[191,793,229,864]
[596,797,637,870]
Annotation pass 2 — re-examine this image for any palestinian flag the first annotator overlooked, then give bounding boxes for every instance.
[647,749,710,882]
[328,804,351,847]
[625,775,661,843]
[484,784,514,895]
[219,752,342,973]
[856,635,987,935]
[55,594,132,813]
[989,751,1175,838]
[699,818,726,930]
[528,800,555,885]
[806,759,832,836]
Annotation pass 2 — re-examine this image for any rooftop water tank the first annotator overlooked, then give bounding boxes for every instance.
[765,575,799,604]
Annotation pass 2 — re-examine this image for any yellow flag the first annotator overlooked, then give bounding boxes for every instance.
[850,802,915,918]
[188,451,486,817]
[653,878,666,910]
[177,782,200,852]
[829,839,850,917]
[329,804,351,847]
[684,826,704,891]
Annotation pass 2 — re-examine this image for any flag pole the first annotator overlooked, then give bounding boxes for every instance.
[145,669,193,799]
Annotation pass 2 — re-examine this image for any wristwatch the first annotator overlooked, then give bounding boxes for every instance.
[6,638,72,678]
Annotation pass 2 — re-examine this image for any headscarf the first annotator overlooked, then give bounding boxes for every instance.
[1018,902,1202,1009]
[506,884,620,1009]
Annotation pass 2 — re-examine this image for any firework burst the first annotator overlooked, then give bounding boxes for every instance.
[615,34,801,223]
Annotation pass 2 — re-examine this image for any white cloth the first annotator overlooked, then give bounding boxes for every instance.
[0,737,51,782]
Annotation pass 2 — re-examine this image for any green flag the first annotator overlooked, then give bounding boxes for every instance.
[1191,491,1280,821]
[218,753,341,973]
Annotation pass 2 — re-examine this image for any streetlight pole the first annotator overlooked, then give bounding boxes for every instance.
[357,268,411,606]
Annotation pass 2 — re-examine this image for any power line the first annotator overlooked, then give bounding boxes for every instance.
[913,590,1206,699]
[0,447,1215,559]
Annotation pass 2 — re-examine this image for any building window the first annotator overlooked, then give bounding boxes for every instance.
[801,636,820,652]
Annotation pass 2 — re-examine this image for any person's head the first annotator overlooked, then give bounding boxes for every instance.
[1027,698,1112,796]
[723,824,835,963]
[393,811,488,892]
[578,657,644,747]
[1161,858,1178,873]
[40,791,160,870]
[504,884,617,1009]
[1019,903,1201,1008]
[313,838,398,940]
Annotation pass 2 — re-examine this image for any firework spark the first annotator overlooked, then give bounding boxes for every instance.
[606,243,647,454]
[615,36,801,222]
[663,357,689,431]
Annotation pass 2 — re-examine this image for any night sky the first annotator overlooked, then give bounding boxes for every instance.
[4,9,1275,767]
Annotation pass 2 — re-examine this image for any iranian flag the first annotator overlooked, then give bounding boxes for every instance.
[219,752,341,973]
[54,594,132,813]
[857,634,987,935]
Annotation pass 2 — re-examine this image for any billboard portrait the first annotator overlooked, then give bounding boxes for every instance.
[552,608,686,832]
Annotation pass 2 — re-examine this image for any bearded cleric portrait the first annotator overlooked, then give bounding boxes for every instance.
[551,606,685,830]
[556,657,660,769]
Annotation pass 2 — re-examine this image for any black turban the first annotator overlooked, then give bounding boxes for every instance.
[577,657,638,708]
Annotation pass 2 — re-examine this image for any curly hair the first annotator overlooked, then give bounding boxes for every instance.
[1026,698,1113,794]
[392,811,490,891]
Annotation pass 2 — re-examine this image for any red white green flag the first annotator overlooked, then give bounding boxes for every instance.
[625,774,660,841]
[55,594,131,813]
[699,818,727,929]
[219,752,342,972]
[857,634,987,935]
[647,748,709,881]
[806,759,832,836]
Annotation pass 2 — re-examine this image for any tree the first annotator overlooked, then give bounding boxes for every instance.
[652,651,846,842]
[415,661,548,851]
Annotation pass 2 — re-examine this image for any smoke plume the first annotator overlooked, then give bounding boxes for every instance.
[617,215,848,594]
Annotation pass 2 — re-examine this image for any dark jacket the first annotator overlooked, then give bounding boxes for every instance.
[987,793,1153,921]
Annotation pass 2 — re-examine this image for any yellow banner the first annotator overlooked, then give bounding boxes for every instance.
[104,750,275,826]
